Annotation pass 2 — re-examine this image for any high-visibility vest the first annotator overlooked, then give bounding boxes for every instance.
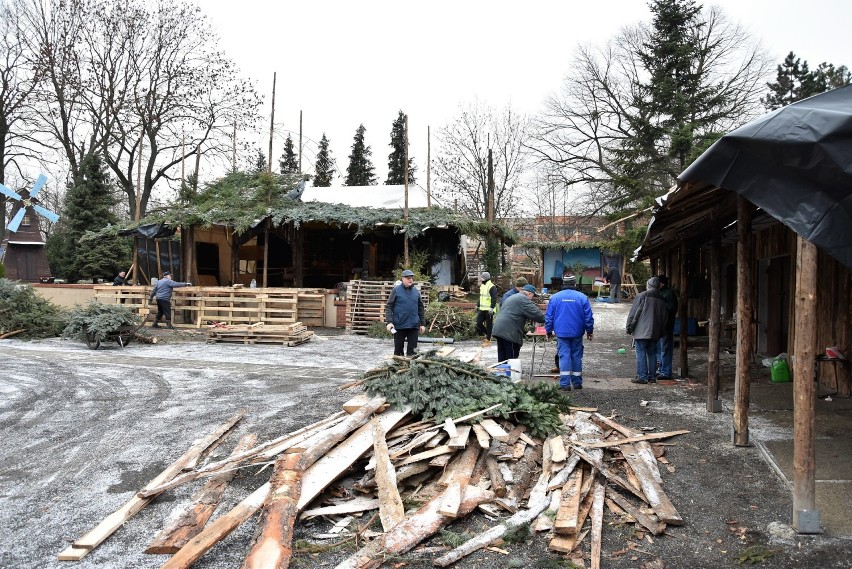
[479,280,495,311]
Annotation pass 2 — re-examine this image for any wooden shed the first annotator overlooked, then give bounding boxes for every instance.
[636,86,852,533]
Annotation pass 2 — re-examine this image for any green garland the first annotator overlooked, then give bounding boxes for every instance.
[363,352,571,438]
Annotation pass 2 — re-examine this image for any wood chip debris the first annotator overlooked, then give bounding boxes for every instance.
[57,393,688,568]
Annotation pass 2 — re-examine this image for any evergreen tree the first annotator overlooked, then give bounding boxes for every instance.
[386,111,417,185]
[53,154,130,283]
[344,124,377,186]
[762,52,851,110]
[313,133,336,187]
[252,148,268,174]
[279,134,299,174]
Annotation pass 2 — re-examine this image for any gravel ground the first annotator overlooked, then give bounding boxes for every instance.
[0,302,849,568]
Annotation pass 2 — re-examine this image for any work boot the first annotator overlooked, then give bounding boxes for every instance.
[481,339,491,348]
[549,366,559,373]
[151,322,160,328]
[166,322,175,330]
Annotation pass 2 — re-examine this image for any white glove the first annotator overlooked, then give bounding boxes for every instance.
[488,308,494,314]
[386,323,393,332]
[186,282,192,286]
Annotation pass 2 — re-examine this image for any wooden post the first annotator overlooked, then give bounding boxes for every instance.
[487,149,495,223]
[268,72,276,174]
[678,239,688,377]
[293,225,303,287]
[792,235,819,532]
[403,114,409,267]
[155,239,163,279]
[707,234,722,412]
[262,220,269,288]
[299,110,303,173]
[733,196,754,446]
[427,125,431,208]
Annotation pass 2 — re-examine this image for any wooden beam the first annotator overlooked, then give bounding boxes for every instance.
[589,481,606,569]
[792,236,819,532]
[678,238,688,377]
[372,419,405,531]
[707,233,722,412]
[571,429,689,449]
[733,196,754,446]
[620,443,682,525]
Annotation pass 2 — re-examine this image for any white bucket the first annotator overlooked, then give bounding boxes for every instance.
[508,358,521,382]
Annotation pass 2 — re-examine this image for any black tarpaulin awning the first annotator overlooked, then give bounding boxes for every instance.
[117,223,177,239]
[679,84,852,268]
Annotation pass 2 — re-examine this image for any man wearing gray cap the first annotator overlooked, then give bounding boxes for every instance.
[476,271,498,348]
[385,269,426,356]
[148,271,192,328]
[492,284,545,363]
[626,277,667,384]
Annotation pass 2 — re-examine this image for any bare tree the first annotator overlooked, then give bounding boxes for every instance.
[0,0,44,233]
[18,0,262,219]
[434,100,529,220]
[530,5,770,215]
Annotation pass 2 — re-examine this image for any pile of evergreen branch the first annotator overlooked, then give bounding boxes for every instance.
[0,279,66,339]
[363,352,572,438]
[62,301,140,342]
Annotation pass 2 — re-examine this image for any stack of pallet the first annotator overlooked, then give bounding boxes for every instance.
[206,322,313,346]
[57,392,688,567]
[345,281,430,334]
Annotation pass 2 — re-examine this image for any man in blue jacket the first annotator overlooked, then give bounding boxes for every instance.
[148,271,192,328]
[545,287,594,390]
[385,269,426,356]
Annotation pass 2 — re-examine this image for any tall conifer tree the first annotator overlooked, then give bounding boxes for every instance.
[344,124,377,186]
[279,134,299,174]
[313,133,335,187]
[386,111,417,184]
[762,51,850,110]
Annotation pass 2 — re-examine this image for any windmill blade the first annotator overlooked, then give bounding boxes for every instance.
[28,174,48,199]
[8,208,26,233]
[0,182,22,201]
[33,204,60,223]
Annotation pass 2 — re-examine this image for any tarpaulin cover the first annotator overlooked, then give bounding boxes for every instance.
[117,223,176,239]
[679,84,852,268]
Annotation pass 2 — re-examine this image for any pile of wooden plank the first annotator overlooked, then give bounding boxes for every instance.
[206,322,314,346]
[57,392,688,568]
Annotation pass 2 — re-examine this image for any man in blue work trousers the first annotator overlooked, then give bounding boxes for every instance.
[545,287,594,390]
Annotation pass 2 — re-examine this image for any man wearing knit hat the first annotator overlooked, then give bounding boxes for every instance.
[626,277,668,384]
[500,276,528,305]
[476,271,498,347]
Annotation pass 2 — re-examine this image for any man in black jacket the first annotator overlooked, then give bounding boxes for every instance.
[384,270,426,356]
[655,275,678,380]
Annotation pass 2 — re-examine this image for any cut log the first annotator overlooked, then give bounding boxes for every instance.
[485,457,507,497]
[57,412,245,561]
[372,419,405,531]
[335,485,494,569]
[620,443,683,525]
[146,433,257,554]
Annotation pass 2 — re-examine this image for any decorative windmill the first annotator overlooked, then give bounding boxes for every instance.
[0,175,60,282]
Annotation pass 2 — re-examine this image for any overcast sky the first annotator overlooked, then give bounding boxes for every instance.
[191,0,852,184]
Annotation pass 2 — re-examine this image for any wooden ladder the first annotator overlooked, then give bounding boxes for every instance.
[621,273,641,300]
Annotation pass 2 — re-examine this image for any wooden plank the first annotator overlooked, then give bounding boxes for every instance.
[472,424,490,449]
[443,417,458,439]
[590,482,606,569]
[479,418,510,441]
[57,411,245,561]
[395,445,452,467]
[447,425,471,449]
[572,429,690,449]
[571,446,647,503]
[300,498,380,520]
[437,482,462,517]
[607,491,666,535]
[621,443,683,525]
[548,435,567,463]
[297,407,408,510]
[373,419,406,531]
[554,467,583,535]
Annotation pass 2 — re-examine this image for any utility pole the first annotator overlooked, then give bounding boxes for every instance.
[299,110,303,174]
[403,114,410,267]
[487,149,495,223]
[268,72,276,174]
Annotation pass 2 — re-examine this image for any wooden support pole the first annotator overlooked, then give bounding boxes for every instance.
[733,196,754,446]
[263,220,270,288]
[678,239,688,377]
[707,234,722,412]
[792,236,819,532]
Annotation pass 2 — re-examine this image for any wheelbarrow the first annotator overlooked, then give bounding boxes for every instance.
[84,323,140,350]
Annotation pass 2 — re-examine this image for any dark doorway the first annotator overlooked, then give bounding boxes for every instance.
[263,233,293,287]
[765,255,790,355]
[196,242,220,285]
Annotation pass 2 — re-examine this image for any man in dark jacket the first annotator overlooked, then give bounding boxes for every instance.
[492,284,545,363]
[626,277,667,384]
[545,287,594,390]
[148,271,192,328]
[655,275,678,380]
[113,271,127,286]
[500,277,528,305]
[607,264,622,303]
[385,269,426,356]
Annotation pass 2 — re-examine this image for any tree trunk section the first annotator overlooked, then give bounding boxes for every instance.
[733,196,754,446]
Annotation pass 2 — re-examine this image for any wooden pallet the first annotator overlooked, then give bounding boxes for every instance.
[206,323,313,345]
[345,281,430,335]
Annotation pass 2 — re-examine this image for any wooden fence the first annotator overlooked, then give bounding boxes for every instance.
[94,286,327,328]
